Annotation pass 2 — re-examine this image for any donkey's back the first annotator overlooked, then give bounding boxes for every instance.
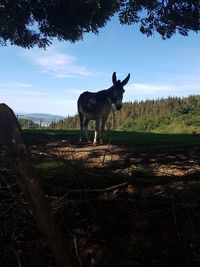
[78,90,110,120]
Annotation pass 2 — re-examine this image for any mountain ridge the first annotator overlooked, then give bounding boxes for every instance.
[16,113,65,126]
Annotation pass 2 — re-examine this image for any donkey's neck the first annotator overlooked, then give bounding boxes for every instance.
[106,86,115,102]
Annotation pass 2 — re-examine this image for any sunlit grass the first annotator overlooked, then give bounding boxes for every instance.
[35,161,64,170]
[23,128,200,146]
[104,130,200,146]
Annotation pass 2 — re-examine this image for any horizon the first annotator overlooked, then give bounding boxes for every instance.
[15,94,200,118]
[0,16,199,116]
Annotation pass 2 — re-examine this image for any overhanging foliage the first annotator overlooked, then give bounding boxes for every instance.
[0,0,199,48]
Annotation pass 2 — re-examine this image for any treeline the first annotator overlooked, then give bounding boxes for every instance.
[52,95,200,133]
[18,118,39,129]
[51,115,80,130]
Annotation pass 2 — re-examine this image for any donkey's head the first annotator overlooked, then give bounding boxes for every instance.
[111,72,130,110]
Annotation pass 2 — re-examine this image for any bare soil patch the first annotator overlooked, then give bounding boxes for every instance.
[25,131,200,176]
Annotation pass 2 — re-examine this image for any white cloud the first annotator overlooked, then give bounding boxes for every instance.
[0,90,76,116]
[0,82,33,89]
[0,82,45,97]
[0,89,45,97]
[22,97,77,116]
[0,80,79,116]
[125,72,200,101]
[24,48,93,78]
[0,82,46,100]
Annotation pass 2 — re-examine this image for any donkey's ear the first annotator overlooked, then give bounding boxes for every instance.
[121,73,130,86]
[112,72,117,84]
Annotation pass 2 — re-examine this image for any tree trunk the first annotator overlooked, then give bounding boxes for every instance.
[0,103,79,267]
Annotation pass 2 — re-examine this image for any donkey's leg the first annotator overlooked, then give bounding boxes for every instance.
[93,119,100,145]
[79,113,84,142]
[99,116,108,144]
[83,118,89,141]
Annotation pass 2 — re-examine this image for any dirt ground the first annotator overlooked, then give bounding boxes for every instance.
[26,132,200,177]
[1,132,200,267]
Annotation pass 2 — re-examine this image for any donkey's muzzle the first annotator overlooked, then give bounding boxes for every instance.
[116,104,122,110]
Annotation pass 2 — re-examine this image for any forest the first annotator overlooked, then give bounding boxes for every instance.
[18,118,39,129]
[51,95,200,133]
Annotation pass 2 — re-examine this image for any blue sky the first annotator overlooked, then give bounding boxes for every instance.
[0,17,199,116]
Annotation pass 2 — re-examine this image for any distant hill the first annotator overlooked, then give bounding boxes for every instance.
[16,113,64,127]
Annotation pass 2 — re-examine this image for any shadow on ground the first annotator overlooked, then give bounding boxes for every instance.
[1,131,200,267]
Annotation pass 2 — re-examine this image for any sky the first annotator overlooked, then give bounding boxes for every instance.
[0,17,199,116]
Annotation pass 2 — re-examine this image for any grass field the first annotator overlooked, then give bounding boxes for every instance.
[23,128,200,146]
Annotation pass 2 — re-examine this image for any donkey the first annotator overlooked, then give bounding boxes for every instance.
[77,72,130,144]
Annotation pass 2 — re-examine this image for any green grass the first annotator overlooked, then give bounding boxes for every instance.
[23,128,200,147]
[23,128,79,135]
[104,131,200,146]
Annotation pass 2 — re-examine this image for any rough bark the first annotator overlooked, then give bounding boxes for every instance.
[0,103,79,267]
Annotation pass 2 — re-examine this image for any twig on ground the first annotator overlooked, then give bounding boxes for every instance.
[9,245,22,267]
[74,233,83,267]
[66,182,128,193]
